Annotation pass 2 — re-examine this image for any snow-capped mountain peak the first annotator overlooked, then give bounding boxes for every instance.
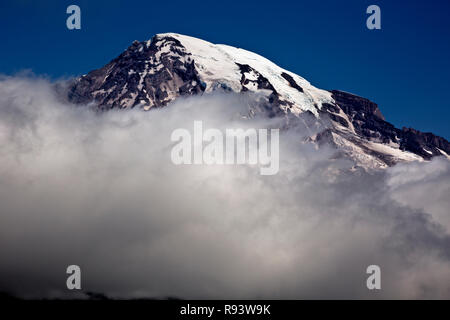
[68,33,450,169]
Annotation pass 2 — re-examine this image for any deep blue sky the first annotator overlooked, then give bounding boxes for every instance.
[1,0,449,139]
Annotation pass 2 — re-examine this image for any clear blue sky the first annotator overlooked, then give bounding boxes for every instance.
[1,0,449,139]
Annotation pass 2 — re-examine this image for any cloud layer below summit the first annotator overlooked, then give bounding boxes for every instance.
[1,75,450,299]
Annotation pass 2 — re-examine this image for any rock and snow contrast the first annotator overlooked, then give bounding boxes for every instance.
[68,33,450,169]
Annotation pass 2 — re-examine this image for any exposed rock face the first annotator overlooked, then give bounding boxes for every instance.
[329,90,450,161]
[331,90,385,121]
[400,127,450,159]
[281,72,304,93]
[69,36,205,110]
[67,33,450,169]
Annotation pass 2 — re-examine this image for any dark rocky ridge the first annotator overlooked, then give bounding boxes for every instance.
[330,90,450,160]
[281,72,304,93]
[236,63,288,118]
[69,36,205,110]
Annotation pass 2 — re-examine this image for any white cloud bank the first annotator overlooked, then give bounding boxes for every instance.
[0,75,450,299]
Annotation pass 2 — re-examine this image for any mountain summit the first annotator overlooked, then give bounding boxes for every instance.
[68,33,450,169]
